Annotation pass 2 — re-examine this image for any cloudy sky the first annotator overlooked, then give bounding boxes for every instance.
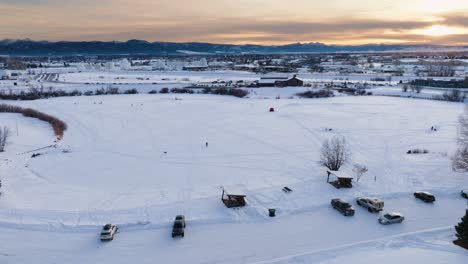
[0,0,467,45]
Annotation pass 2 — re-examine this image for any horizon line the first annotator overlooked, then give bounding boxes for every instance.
[1,39,467,47]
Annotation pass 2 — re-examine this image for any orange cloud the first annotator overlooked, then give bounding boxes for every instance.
[0,1,467,45]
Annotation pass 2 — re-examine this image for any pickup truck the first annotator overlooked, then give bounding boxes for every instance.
[356,197,384,213]
[331,199,355,216]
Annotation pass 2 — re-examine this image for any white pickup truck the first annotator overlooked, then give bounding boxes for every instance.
[356,197,384,213]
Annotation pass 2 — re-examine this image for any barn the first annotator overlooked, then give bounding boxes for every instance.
[279,75,304,87]
[255,75,303,87]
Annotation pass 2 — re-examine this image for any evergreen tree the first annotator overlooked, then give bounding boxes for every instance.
[455,209,468,242]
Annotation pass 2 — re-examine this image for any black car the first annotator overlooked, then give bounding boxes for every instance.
[172,220,185,238]
[331,199,355,216]
[461,190,468,199]
[414,192,436,203]
[175,215,186,227]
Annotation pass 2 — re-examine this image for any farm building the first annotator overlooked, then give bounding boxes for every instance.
[255,75,304,87]
[327,170,353,189]
[221,188,247,208]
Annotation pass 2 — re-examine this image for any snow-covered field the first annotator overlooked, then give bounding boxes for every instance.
[57,70,465,85]
[0,94,467,263]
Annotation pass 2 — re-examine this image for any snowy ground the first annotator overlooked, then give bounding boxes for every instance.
[0,95,467,263]
[56,70,465,85]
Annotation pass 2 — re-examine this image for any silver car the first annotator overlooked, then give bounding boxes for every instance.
[378,212,404,225]
[100,224,119,241]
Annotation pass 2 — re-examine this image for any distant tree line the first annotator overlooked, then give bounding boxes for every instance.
[296,90,334,98]
[411,78,468,89]
[154,87,249,98]
[0,86,249,101]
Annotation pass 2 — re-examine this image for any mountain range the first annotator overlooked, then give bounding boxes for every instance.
[0,39,466,56]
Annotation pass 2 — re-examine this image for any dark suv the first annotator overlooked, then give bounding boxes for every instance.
[331,199,355,216]
[172,216,185,238]
[414,192,436,203]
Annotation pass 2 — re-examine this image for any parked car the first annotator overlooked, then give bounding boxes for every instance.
[331,199,355,216]
[100,224,119,241]
[356,197,384,213]
[379,212,405,225]
[172,219,185,238]
[461,190,468,199]
[414,191,436,203]
[175,215,186,227]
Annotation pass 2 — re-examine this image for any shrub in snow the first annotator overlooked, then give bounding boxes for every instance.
[355,89,367,96]
[124,89,139,94]
[202,87,212,94]
[320,136,349,171]
[94,88,106,95]
[441,90,465,102]
[69,90,82,96]
[160,88,169,94]
[407,149,429,154]
[0,126,10,152]
[170,88,194,94]
[228,89,249,98]
[106,87,120,95]
[296,90,333,98]
[148,90,158,94]
[212,87,229,95]
[0,104,67,139]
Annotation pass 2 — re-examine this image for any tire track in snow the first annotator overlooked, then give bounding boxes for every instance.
[249,226,456,264]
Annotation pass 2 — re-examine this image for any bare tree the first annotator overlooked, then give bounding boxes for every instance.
[442,89,465,102]
[458,106,468,145]
[0,126,10,152]
[353,163,368,182]
[425,61,455,77]
[453,106,468,171]
[453,147,468,171]
[402,84,408,93]
[415,86,423,94]
[320,136,350,171]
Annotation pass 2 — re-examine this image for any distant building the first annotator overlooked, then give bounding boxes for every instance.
[104,62,115,71]
[255,75,303,87]
[183,58,208,71]
[0,70,11,80]
[256,76,288,87]
[281,75,304,87]
[183,65,208,71]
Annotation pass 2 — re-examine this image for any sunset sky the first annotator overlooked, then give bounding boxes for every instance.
[0,0,467,45]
